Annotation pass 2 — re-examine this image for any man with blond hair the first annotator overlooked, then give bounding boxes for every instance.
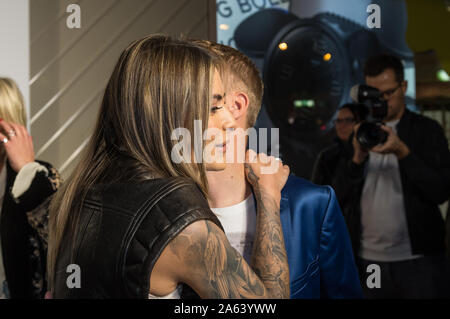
[195,40,363,298]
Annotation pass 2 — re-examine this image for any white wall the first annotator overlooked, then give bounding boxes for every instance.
[0,0,30,126]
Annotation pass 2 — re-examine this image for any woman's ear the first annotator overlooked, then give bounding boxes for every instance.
[228,91,249,121]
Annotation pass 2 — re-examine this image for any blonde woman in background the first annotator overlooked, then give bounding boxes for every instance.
[0,78,61,299]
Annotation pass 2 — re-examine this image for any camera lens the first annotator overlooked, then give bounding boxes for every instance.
[356,122,388,149]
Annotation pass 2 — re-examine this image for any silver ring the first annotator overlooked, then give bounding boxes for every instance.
[2,137,8,144]
[8,130,16,137]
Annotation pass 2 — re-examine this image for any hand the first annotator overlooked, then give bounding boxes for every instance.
[244,149,290,202]
[352,123,369,164]
[0,120,35,172]
[371,125,410,159]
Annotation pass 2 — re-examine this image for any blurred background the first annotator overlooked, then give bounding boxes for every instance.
[0,0,448,188]
[0,0,216,179]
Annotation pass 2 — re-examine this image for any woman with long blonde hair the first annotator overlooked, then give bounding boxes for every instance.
[0,78,60,299]
[49,35,290,299]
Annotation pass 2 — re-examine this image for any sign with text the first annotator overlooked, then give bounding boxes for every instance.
[216,0,290,48]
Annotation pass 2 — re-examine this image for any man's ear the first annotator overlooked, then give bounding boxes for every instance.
[228,92,249,121]
[401,80,408,94]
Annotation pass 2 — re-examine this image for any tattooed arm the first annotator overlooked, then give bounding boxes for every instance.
[150,151,290,299]
[152,220,269,298]
[244,151,290,298]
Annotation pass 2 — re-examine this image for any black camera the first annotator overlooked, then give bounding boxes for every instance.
[350,84,388,150]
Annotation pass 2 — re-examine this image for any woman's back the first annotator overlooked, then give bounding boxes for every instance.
[53,177,222,298]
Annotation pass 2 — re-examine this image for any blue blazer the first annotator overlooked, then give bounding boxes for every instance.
[280,176,363,298]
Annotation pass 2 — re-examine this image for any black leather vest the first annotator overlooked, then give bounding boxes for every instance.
[53,177,222,298]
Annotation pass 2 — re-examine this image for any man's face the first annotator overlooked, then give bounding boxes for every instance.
[220,88,248,164]
[204,70,237,171]
[215,70,248,161]
[365,68,407,122]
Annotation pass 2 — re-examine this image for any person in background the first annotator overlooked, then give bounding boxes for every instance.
[336,54,450,298]
[312,103,367,190]
[195,40,363,299]
[447,203,450,259]
[0,78,61,299]
[312,104,368,260]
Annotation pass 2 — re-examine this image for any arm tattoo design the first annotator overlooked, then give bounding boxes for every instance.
[244,163,259,185]
[245,163,290,298]
[170,220,267,298]
[170,167,289,299]
[170,163,289,299]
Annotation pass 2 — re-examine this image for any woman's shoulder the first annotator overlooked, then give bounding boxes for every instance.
[146,177,220,227]
[137,177,223,235]
[92,177,210,216]
[154,177,209,208]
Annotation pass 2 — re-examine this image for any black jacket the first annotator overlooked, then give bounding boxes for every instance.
[311,137,361,259]
[53,177,223,299]
[1,160,60,298]
[334,109,450,257]
[447,204,450,257]
[311,137,353,204]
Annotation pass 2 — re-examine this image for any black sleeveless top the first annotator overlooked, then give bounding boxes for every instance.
[53,177,223,298]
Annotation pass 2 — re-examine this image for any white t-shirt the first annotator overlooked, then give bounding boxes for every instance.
[360,119,420,262]
[211,195,257,264]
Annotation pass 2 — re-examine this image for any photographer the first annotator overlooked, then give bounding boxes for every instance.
[337,55,450,298]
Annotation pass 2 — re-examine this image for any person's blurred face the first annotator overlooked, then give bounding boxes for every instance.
[204,70,236,171]
[334,108,355,141]
[365,68,407,122]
